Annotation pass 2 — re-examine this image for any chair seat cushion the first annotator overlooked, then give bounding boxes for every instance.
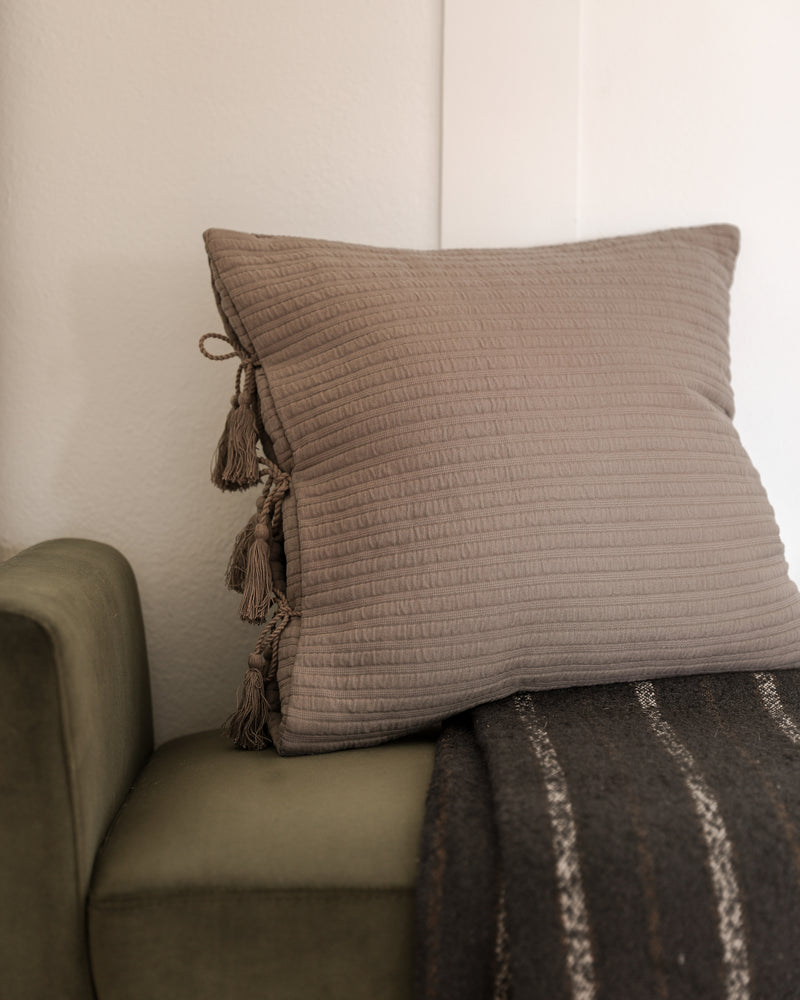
[88,730,435,1000]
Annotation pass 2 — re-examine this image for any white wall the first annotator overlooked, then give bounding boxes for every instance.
[3,0,799,744]
[441,0,580,247]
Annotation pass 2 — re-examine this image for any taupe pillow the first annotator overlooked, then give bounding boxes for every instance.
[203,224,800,755]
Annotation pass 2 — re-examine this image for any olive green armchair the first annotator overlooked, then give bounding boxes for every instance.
[0,539,434,999]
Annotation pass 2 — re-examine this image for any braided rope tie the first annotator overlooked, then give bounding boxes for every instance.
[253,591,300,679]
[199,332,261,405]
[199,332,261,366]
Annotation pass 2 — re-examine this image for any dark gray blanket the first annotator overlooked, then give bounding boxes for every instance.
[416,670,800,1000]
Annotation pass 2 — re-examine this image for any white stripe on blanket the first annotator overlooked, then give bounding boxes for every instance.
[635,681,750,1000]
[754,672,800,747]
[515,692,596,1000]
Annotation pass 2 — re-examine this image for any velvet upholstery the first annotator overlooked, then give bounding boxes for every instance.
[0,539,435,999]
[88,729,434,999]
[0,540,153,999]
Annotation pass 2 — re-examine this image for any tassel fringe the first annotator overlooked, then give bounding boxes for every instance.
[211,386,262,491]
[200,335,263,492]
[202,335,299,752]
[225,653,271,750]
[220,389,261,488]
[225,592,300,751]
[239,523,273,623]
[233,466,291,620]
[225,513,256,592]
[225,496,265,592]
[210,396,237,491]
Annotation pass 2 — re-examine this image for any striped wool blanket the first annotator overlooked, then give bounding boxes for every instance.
[416,670,800,1000]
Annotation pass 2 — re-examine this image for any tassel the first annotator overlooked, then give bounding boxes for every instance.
[225,496,265,592]
[210,394,238,490]
[221,388,261,488]
[210,363,262,491]
[225,512,255,592]
[225,653,271,750]
[223,593,299,750]
[200,335,262,491]
[239,521,273,623]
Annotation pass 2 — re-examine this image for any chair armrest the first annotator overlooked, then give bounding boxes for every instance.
[0,539,153,999]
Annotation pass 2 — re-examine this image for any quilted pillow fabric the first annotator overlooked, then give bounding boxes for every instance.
[204,224,800,755]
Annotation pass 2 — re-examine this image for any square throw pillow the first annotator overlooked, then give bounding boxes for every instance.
[202,224,800,755]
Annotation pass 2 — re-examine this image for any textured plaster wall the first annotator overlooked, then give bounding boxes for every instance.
[3,0,799,744]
